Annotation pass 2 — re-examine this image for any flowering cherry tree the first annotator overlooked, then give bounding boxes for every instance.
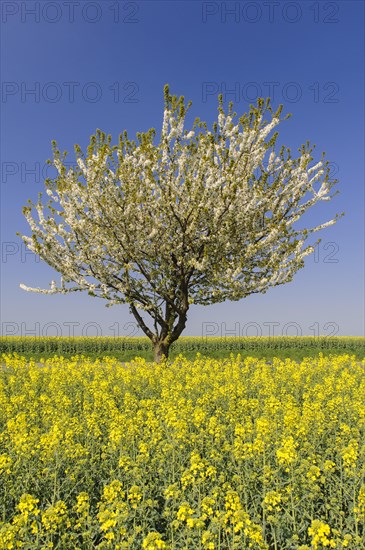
[19,85,342,362]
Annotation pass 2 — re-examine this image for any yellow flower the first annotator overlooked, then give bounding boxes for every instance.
[262,490,283,512]
[341,439,358,471]
[201,496,216,518]
[276,436,298,469]
[177,502,195,523]
[0,351,364,548]
[102,480,124,503]
[354,485,365,520]
[0,454,12,475]
[142,531,167,549]
[308,520,336,549]
[306,465,321,483]
[201,529,216,549]
[127,485,142,509]
[17,494,40,516]
[163,483,180,500]
[41,500,70,533]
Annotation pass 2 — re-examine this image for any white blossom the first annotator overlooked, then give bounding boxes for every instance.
[18,85,342,358]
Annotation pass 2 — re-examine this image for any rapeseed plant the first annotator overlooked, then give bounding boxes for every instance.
[0,352,364,548]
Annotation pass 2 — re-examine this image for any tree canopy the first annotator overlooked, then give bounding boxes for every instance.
[18,85,343,361]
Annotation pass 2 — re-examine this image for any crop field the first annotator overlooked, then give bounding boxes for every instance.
[1,336,364,363]
[0,352,365,549]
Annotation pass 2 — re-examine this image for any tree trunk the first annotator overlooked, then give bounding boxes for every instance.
[153,341,170,363]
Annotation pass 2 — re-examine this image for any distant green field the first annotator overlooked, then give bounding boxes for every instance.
[1,336,364,362]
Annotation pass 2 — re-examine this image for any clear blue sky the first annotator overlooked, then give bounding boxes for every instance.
[1,0,364,338]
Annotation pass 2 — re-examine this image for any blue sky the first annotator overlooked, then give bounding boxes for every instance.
[1,0,364,338]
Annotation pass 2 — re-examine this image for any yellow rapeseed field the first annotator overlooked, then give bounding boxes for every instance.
[0,353,364,549]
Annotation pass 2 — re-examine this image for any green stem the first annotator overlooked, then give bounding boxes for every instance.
[290,464,297,533]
